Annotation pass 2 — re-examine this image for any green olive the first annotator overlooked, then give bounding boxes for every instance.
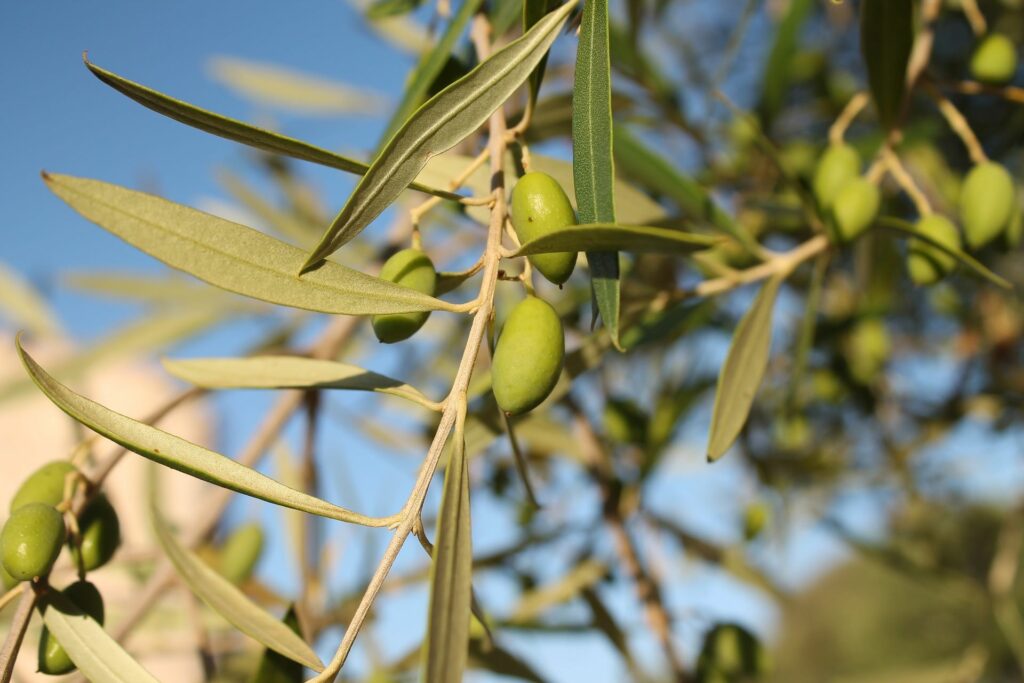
[510,171,578,285]
[970,34,1018,85]
[371,249,438,343]
[831,178,880,242]
[1,504,66,581]
[743,502,770,541]
[218,522,265,585]
[846,318,891,385]
[907,214,961,285]
[812,144,861,211]
[696,623,769,681]
[960,162,1017,249]
[0,553,16,590]
[492,297,564,416]
[603,398,648,446]
[70,494,121,572]
[10,461,77,513]
[38,580,105,675]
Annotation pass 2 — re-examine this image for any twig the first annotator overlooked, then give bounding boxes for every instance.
[828,92,870,146]
[881,146,932,216]
[960,0,987,36]
[924,81,989,164]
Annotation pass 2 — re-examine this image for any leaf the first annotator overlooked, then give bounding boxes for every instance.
[377,0,486,144]
[38,591,161,683]
[351,0,433,55]
[706,274,785,462]
[877,217,1011,289]
[366,0,424,19]
[759,0,813,123]
[84,57,456,200]
[423,410,473,683]
[0,264,62,338]
[162,356,435,408]
[66,272,229,305]
[208,56,387,116]
[151,506,323,672]
[512,223,716,255]
[43,173,460,316]
[860,0,914,131]
[251,607,305,683]
[573,0,620,348]
[303,1,577,269]
[17,339,387,527]
[507,559,608,624]
[524,0,555,110]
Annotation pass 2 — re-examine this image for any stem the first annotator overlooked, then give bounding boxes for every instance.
[924,82,988,165]
[828,92,870,146]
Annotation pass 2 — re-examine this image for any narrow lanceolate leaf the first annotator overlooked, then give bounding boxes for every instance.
[84,57,456,199]
[573,0,620,348]
[303,1,577,269]
[17,339,388,527]
[162,356,435,408]
[378,0,486,144]
[524,0,555,109]
[513,223,716,256]
[707,274,786,462]
[423,411,473,683]
[151,506,324,672]
[43,174,459,316]
[860,0,913,130]
[252,607,305,683]
[39,591,160,683]
[759,0,813,123]
[0,265,62,338]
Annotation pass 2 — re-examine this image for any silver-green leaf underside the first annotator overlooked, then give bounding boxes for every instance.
[162,356,435,408]
[572,0,620,348]
[17,338,389,527]
[84,57,457,200]
[512,224,716,256]
[303,0,577,269]
[707,274,785,461]
[39,592,160,683]
[151,505,324,672]
[43,173,459,316]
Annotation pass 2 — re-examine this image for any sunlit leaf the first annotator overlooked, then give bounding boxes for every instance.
[0,264,62,338]
[17,339,388,527]
[303,1,576,269]
[366,0,424,19]
[508,559,607,624]
[707,274,785,461]
[512,223,716,256]
[43,173,460,316]
[350,0,433,55]
[66,272,229,305]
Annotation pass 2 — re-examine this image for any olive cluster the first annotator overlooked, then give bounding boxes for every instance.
[0,461,121,674]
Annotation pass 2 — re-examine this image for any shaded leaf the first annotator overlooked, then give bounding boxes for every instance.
[304,1,576,268]
[251,607,305,683]
[524,0,555,110]
[0,264,62,338]
[17,339,388,527]
[469,638,549,683]
[759,0,813,123]
[512,223,716,256]
[151,507,323,672]
[84,57,455,199]
[860,0,913,131]
[162,356,435,408]
[707,274,785,461]
[39,591,160,683]
[508,559,608,624]
[572,0,620,347]
[43,173,459,316]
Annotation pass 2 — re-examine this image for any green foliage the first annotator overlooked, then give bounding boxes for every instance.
[38,580,105,675]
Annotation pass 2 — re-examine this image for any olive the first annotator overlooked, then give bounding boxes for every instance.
[970,34,1018,85]
[70,494,121,572]
[1,504,66,581]
[0,556,16,590]
[10,461,77,513]
[907,214,960,285]
[491,297,564,416]
[831,178,880,242]
[960,162,1017,249]
[696,623,769,681]
[743,502,770,541]
[510,171,578,285]
[38,580,105,675]
[371,249,438,343]
[218,522,265,585]
[812,144,860,211]
[846,318,891,385]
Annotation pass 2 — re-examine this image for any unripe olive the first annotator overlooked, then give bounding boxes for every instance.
[846,318,891,385]
[960,162,1017,249]
[831,178,880,242]
[812,144,860,211]
[907,214,960,285]
[510,171,577,285]
[371,249,438,343]
[0,562,15,590]
[218,522,265,585]
[696,623,769,682]
[38,580,105,675]
[970,34,1018,85]
[1,504,66,581]
[10,461,77,513]
[743,502,770,541]
[70,494,121,572]
[492,297,564,416]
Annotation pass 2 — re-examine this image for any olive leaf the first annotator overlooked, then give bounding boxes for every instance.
[524,0,555,110]
[162,356,436,408]
[512,223,716,255]
[507,559,607,624]
[17,338,389,528]
[0,264,62,338]
[38,592,160,683]
[251,607,305,683]
[860,0,913,131]
[151,505,325,672]
[423,412,473,683]
[302,0,577,270]
[759,0,813,123]
[84,57,457,200]
[707,274,786,462]
[366,0,425,19]
[573,0,621,348]
[43,173,460,316]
